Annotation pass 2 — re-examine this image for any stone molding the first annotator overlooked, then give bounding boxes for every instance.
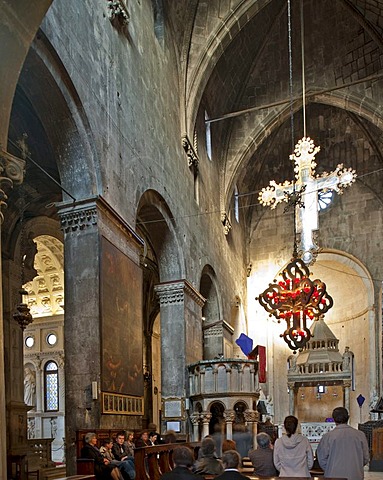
[155,280,205,307]
[182,134,199,170]
[57,196,144,247]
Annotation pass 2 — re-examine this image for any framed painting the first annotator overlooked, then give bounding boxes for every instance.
[100,237,143,397]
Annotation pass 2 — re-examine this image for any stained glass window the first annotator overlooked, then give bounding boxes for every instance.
[45,361,58,411]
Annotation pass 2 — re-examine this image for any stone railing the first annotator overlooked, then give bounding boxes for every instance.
[296,361,344,375]
[301,422,336,452]
[27,438,55,470]
[187,358,258,396]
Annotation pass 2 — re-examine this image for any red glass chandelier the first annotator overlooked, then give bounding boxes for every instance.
[257,257,333,352]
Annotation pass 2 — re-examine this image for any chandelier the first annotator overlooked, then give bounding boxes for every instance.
[257,257,333,352]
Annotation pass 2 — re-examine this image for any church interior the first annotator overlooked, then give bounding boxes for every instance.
[1,0,383,477]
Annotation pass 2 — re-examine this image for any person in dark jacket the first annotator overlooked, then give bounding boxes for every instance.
[160,446,203,480]
[193,437,224,475]
[81,432,121,480]
[248,432,278,477]
[215,450,251,480]
[111,431,136,480]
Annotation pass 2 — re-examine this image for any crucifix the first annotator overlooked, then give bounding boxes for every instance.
[259,136,356,264]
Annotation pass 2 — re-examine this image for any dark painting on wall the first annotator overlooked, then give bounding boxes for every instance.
[101,237,143,397]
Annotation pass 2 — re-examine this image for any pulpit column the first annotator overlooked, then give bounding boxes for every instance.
[224,410,235,440]
[343,381,351,412]
[155,281,205,434]
[190,414,200,441]
[244,410,259,450]
[201,412,211,438]
[288,382,296,416]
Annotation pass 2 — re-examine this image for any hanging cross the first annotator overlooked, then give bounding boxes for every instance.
[259,137,356,264]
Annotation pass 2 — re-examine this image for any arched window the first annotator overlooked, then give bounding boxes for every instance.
[234,185,239,222]
[205,110,212,160]
[44,361,59,412]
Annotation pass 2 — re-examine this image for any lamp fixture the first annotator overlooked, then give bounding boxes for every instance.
[256,1,355,351]
[257,258,333,352]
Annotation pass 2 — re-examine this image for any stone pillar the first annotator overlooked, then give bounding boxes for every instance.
[0,148,27,479]
[343,381,351,412]
[288,382,296,416]
[58,197,144,474]
[223,410,235,440]
[244,410,259,451]
[155,281,205,433]
[190,414,200,441]
[201,412,211,438]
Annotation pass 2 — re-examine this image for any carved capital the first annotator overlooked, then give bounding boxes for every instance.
[155,280,205,307]
[190,414,201,426]
[244,409,259,423]
[221,212,232,235]
[182,134,199,171]
[0,149,26,223]
[201,412,212,424]
[223,410,235,423]
[107,0,130,29]
[59,204,98,233]
[0,148,26,185]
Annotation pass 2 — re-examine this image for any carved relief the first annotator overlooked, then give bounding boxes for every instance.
[221,212,232,235]
[182,135,199,170]
[223,410,235,423]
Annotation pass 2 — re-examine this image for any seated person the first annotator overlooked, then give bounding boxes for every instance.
[81,432,121,480]
[99,439,124,479]
[248,432,278,477]
[160,446,203,479]
[215,450,251,480]
[148,431,158,445]
[111,431,136,480]
[135,430,151,447]
[193,437,224,475]
[124,431,135,457]
[222,439,237,453]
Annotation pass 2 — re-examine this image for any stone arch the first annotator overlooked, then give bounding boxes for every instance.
[136,189,184,281]
[10,30,100,199]
[184,1,273,136]
[223,91,383,212]
[199,265,222,360]
[208,401,225,436]
[310,249,378,419]
[0,0,53,145]
[231,296,247,358]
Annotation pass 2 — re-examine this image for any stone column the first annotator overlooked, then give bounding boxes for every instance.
[288,382,296,416]
[201,412,211,438]
[343,381,351,412]
[58,197,144,474]
[223,410,235,440]
[244,410,259,451]
[190,414,200,442]
[155,281,205,434]
[0,148,27,479]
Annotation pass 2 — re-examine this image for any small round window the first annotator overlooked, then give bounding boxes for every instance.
[25,336,34,348]
[46,333,57,346]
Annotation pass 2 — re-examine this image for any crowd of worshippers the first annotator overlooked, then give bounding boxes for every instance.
[81,428,163,480]
[82,407,369,480]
